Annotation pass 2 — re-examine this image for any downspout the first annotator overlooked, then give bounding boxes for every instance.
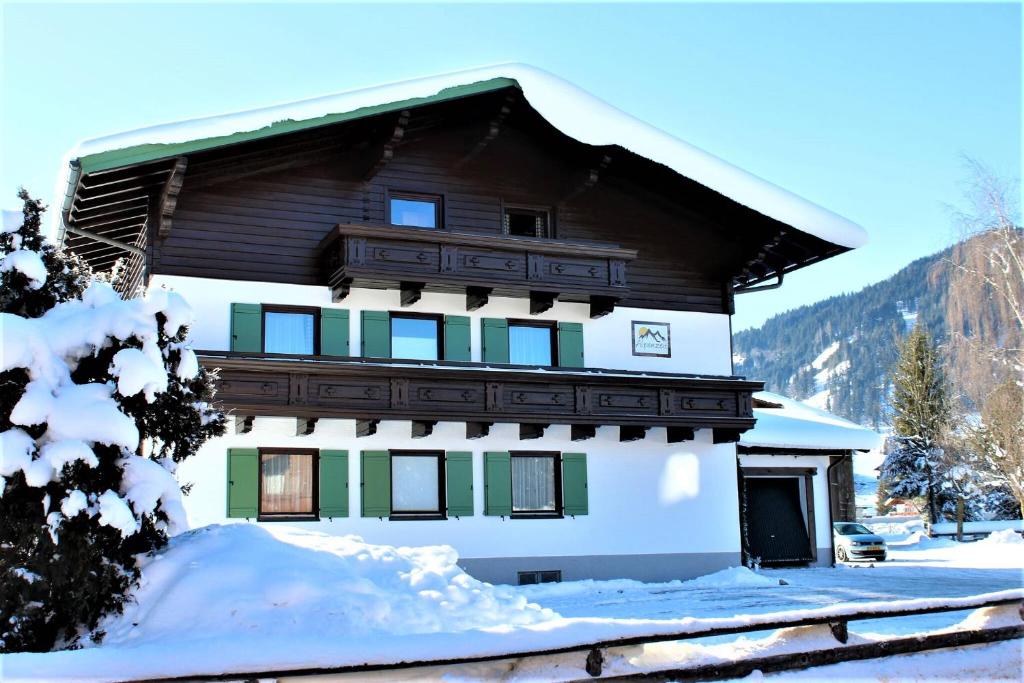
[825,452,852,567]
[57,160,83,247]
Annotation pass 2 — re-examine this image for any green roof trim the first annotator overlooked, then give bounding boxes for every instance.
[77,77,520,174]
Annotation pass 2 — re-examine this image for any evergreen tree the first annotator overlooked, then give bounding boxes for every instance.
[878,325,951,523]
[1,189,91,317]
[0,191,226,652]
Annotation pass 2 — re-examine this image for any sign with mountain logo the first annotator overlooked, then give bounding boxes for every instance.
[632,321,671,357]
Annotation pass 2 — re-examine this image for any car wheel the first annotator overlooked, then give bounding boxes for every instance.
[837,546,848,562]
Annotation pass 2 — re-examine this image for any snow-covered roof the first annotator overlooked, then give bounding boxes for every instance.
[742,391,881,451]
[60,64,867,250]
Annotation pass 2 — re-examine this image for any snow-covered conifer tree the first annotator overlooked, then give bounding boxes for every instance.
[879,325,951,524]
[0,190,226,652]
[1,189,91,316]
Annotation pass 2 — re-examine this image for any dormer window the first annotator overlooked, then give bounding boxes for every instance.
[389,192,441,229]
[504,207,550,238]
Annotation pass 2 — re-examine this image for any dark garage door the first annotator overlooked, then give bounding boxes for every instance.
[743,477,813,564]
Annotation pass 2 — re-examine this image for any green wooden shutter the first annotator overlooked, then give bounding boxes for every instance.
[481,318,509,364]
[360,450,391,517]
[319,450,348,518]
[557,322,584,368]
[444,315,471,361]
[562,452,589,516]
[320,308,350,357]
[483,451,512,516]
[446,451,474,517]
[227,448,259,518]
[230,303,262,352]
[361,311,391,358]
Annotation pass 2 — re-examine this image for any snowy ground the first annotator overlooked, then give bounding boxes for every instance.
[2,526,1021,682]
[519,533,1024,637]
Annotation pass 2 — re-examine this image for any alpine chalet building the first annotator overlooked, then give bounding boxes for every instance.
[57,65,876,583]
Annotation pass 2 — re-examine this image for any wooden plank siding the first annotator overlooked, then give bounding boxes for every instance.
[152,101,754,313]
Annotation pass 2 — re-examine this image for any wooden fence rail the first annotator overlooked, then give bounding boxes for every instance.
[135,591,1023,682]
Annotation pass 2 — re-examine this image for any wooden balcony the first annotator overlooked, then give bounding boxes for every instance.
[318,224,637,317]
[198,352,760,443]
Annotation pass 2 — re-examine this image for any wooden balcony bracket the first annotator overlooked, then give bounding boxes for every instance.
[529,291,557,315]
[713,428,743,444]
[400,282,424,307]
[620,425,648,442]
[296,417,318,436]
[466,286,492,311]
[520,423,549,440]
[234,415,254,435]
[356,419,379,438]
[571,424,597,441]
[589,295,616,319]
[466,421,492,439]
[411,420,437,438]
[666,426,696,443]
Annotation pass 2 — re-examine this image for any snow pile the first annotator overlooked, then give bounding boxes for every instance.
[0,281,199,537]
[684,566,778,589]
[976,528,1024,545]
[1,249,47,289]
[867,517,927,544]
[62,65,868,250]
[96,525,555,646]
[930,519,1024,536]
[0,524,558,680]
[743,391,881,451]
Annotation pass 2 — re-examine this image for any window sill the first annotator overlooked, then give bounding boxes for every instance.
[388,514,448,521]
[510,512,563,520]
[258,515,319,523]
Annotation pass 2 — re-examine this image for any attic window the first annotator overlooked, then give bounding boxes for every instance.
[389,193,440,229]
[504,207,550,238]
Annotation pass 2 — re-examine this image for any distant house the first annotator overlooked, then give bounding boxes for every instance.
[58,65,871,584]
[884,498,925,516]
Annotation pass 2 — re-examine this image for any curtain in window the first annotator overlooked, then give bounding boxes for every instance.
[264,312,315,354]
[512,456,556,511]
[509,325,553,365]
[391,455,440,512]
[260,453,313,514]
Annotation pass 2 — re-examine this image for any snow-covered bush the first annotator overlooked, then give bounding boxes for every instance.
[0,191,226,652]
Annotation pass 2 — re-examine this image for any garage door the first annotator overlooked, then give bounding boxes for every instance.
[743,477,813,565]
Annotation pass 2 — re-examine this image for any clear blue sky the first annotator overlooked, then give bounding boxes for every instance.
[2,2,1019,330]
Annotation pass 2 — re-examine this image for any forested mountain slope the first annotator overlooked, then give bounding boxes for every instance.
[733,248,951,428]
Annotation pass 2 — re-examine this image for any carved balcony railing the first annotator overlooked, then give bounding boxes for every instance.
[318,224,638,317]
[198,352,761,443]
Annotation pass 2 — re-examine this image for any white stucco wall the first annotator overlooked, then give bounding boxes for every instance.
[737,452,834,551]
[156,273,744,573]
[150,275,733,376]
[178,420,743,561]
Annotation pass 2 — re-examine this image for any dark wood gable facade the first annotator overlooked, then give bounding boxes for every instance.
[59,82,863,444]
[64,86,847,313]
